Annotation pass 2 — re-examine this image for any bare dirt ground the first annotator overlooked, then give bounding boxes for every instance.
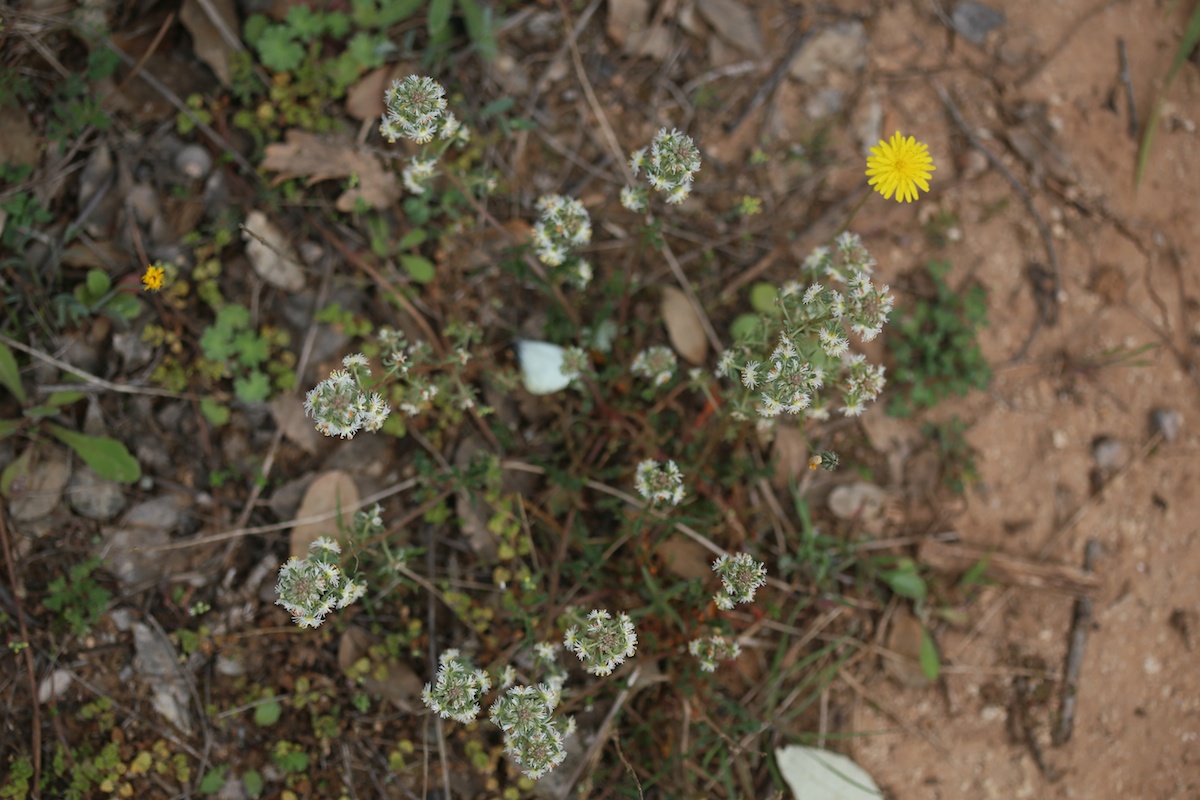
[845,2,1200,797]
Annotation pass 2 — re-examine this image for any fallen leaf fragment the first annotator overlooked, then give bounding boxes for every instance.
[661,285,709,365]
[242,210,306,292]
[261,129,401,211]
[179,0,241,87]
[775,744,882,800]
[289,470,360,559]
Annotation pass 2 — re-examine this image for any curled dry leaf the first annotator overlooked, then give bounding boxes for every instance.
[261,129,401,212]
[242,211,306,292]
[661,285,709,365]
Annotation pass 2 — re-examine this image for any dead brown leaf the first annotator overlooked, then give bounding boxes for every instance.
[289,470,360,559]
[661,285,709,365]
[345,66,392,122]
[179,0,241,87]
[883,607,931,688]
[261,130,401,211]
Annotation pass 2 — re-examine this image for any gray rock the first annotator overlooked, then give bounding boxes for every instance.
[1092,436,1124,470]
[696,0,763,57]
[789,22,867,83]
[951,1,1005,46]
[66,467,127,520]
[827,481,887,522]
[133,621,193,734]
[1150,408,1181,443]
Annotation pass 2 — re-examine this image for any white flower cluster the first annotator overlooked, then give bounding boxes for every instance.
[379,75,448,144]
[489,683,574,779]
[531,194,593,289]
[631,345,677,387]
[711,553,767,611]
[374,326,481,416]
[634,459,685,507]
[564,609,638,676]
[624,127,702,207]
[688,634,742,672]
[303,354,391,439]
[275,537,367,628]
[422,649,491,724]
[716,233,892,422]
[379,75,471,196]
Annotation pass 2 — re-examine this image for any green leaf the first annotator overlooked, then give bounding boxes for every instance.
[86,269,111,297]
[427,0,453,34]
[233,330,270,368]
[200,399,231,427]
[729,313,763,342]
[958,555,991,589]
[0,448,31,496]
[256,25,306,73]
[881,566,926,601]
[285,5,325,41]
[45,424,141,483]
[200,325,236,362]
[242,770,264,798]
[400,254,436,284]
[47,391,85,406]
[398,228,427,249]
[0,342,27,405]
[919,626,941,681]
[0,418,23,439]
[346,31,387,69]
[458,0,497,61]
[234,371,272,404]
[215,303,251,331]
[254,698,282,727]
[105,293,143,322]
[749,282,778,314]
[198,766,226,794]
[377,0,422,26]
[243,13,270,45]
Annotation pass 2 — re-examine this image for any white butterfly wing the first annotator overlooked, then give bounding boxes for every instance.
[515,340,572,395]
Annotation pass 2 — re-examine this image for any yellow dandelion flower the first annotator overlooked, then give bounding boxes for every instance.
[141,264,165,292]
[866,131,936,203]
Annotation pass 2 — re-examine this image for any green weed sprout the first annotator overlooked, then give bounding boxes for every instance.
[688,635,742,672]
[563,609,638,676]
[422,650,491,723]
[712,553,767,610]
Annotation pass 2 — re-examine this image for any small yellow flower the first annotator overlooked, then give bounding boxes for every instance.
[141,264,165,292]
[866,131,936,203]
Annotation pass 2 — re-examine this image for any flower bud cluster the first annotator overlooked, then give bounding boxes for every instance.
[489,683,573,779]
[563,609,638,676]
[688,634,742,672]
[275,537,366,628]
[422,649,491,724]
[711,553,767,611]
[303,354,391,439]
[380,75,448,144]
[634,459,685,507]
[375,324,486,418]
[631,345,677,387]
[715,233,892,422]
[379,75,471,196]
[532,194,593,289]
[624,127,701,207]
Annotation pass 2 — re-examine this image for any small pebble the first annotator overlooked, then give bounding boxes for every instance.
[1092,435,1124,470]
[1150,408,1181,443]
[175,144,212,180]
